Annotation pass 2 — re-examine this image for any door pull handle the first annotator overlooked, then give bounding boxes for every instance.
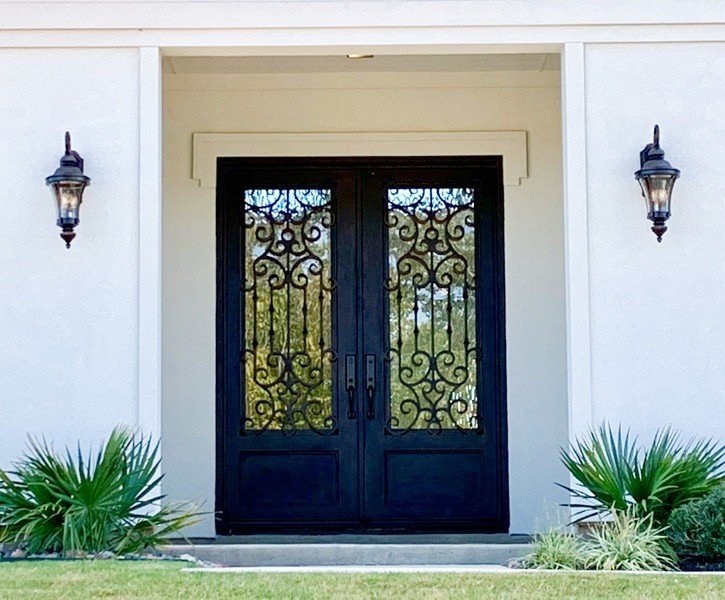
[345,354,357,419]
[365,354,376,419]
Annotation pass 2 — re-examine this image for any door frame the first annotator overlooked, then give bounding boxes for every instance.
[215,156,508,534]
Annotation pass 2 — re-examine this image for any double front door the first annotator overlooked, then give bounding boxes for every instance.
[217,157,508,533]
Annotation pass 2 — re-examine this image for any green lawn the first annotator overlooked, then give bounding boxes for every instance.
[0,560,724,599]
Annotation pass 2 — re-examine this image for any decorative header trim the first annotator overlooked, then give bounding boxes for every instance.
[192,131,528,187]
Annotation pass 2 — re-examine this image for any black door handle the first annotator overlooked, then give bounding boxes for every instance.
[345,354,356,419]
[365,354,376,419]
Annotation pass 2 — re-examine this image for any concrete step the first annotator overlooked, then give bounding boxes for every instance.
[165,543,530,567]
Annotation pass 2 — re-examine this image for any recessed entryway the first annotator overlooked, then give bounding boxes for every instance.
[161,53,567,537]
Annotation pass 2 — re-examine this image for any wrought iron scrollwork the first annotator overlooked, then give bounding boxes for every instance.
[385,188,481,435]
[242,189,337,435]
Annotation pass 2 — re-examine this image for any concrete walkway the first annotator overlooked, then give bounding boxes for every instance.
[184,565,725,575]
[185,565,514,573]
[187,565,516,573]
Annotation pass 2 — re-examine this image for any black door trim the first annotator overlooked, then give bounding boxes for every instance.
[216,156,508,534]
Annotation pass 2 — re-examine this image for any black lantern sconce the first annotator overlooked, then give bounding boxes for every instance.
[634,125,680,242]
[46,132,91,248]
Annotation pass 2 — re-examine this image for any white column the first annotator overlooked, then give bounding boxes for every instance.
[561,43,593,443]
[138,47,162,440]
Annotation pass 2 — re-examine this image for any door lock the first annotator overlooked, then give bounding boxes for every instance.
[345,354,356,419]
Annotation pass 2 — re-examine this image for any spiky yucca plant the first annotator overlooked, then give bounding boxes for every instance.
[560,424,725,525]
[0,427,200,555]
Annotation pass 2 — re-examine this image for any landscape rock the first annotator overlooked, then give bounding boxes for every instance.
[177,553,197,563]
[0,545,189,563]
[196,560,222,568]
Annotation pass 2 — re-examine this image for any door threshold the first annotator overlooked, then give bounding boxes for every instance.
[174,533,531,545]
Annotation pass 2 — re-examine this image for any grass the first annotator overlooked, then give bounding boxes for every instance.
[0,561,724,599]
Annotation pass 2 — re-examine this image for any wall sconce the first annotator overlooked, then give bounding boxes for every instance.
[634,125,680,242]
[46,132,91,248]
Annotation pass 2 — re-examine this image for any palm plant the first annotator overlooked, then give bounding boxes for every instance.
[560,424,725,525]
[0,427,200,555]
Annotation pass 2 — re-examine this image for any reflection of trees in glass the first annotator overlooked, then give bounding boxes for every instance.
[386,188,479,433]
[243,189,335,434]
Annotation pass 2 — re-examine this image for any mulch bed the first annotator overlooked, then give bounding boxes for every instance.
[678,559,725,572]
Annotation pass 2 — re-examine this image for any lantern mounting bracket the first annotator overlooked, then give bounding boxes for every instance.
[639,124,662,170]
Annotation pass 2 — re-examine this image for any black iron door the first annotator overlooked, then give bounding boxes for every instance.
[217,158,507,533]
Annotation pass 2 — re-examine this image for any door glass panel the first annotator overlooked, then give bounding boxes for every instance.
[386,188,478,433]
[243,189,335,434]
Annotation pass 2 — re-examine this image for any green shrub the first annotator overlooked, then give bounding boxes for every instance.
[0,427,201,556]
[521,529,584,570]
[668,484,725,564]
[560,423,725,525]
[582,508,675,571]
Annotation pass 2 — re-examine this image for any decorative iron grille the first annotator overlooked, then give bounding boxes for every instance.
[385,188,481,434]
[242,189,337,435]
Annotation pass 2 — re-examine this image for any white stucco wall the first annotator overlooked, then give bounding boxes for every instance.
[162,68,568,535]
[584,43,725,442]
[0,49,141,460]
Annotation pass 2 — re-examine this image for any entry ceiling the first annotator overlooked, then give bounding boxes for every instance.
[164,53,560,74]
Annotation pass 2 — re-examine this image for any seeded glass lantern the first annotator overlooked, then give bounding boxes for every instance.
[46,132,91,248]
[634,125,680,242]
